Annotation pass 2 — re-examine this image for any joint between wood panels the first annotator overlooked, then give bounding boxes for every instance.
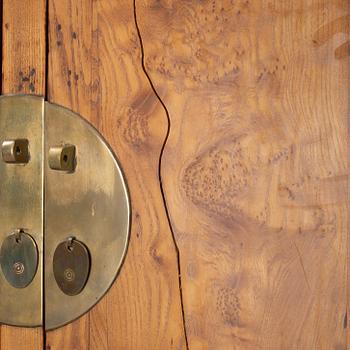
[0,0,3,96]
[0,0,2,344]
[133,1,189,349]
[0,0,4,338]
[44,0,49,100]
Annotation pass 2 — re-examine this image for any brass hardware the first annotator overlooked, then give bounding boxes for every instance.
[44,102,130,330]
[0,95,130,330]
[53,237,90,296]
[0,229,38,288]
[49,144,76,172]
[0,95,43,327]
[2,139,30,163]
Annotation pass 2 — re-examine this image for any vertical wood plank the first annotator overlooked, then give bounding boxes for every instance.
[2,0,46,95]
[137,0,350,349]
[46,0,186,349]
[1,0,46,349]
[0,327,43,350]
[45,1,94,348]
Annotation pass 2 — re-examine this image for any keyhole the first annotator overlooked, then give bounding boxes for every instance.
[66,237,75,252]
[63,154,68,163]
[15,229,24,243]
[15,146,21,155]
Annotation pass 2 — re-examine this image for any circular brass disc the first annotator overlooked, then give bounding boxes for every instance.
[0,96,130,329]
[45,102,130,330]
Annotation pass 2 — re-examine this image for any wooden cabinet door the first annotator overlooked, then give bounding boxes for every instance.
[0,0,349,349]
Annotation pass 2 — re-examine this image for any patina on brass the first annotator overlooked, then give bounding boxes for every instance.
[44,102,130,330]
[0,95,130,330]
[2,139,30,163]
[53,237,90,296]
[49,144,76,172]
[0,229,38,289]
[0,95,43,327]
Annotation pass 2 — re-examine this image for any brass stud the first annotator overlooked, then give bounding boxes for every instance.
[2,139,30,164]
[48,144,76,172]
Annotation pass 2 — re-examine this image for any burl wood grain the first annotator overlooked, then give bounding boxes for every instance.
[46,0,186,349]
[0,1,46,349]
[137,0,350,349]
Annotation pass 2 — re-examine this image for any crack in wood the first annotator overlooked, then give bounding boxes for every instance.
[133,1,190,349]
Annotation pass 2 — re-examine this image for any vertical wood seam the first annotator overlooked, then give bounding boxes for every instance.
[0,0,3,96]
[44,0,49,99]
[346,4,350,349]
[0,4,2,350]
[133,1,189,349]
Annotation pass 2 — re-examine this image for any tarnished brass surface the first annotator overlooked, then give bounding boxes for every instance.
[44,102,130,330]
[0,95,43,327]
[2,139,30,163]
[53,238,90,296]
[48,144,76,172]
[0,230,38,289]
[0,95,130,330]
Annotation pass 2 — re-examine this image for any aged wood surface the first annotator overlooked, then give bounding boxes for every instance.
[137,0,350,349]
[46,0,186,349]
[0,0,349,349]
[2,0,46,95]
[0,0,46,349]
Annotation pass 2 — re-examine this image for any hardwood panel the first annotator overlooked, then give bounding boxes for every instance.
[46,0,186,349]
[0,326,43,350]
[45,1,94,348]
[3,0,46,95]
[1,0,46,349]
[137,0,350,349]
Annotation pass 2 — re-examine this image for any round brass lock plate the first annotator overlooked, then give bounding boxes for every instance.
[0,95,130,329]
[0,231,38,289]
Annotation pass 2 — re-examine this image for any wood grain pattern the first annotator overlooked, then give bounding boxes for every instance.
[2,0,46,95]
[1,0,46,349]
[137,0,350,349]
[46,0,186,349]
[0,326,43,350]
